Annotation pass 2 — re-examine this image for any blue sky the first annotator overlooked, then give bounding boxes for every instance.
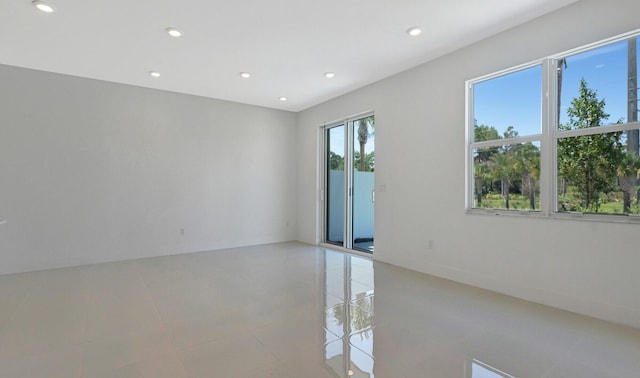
[474,38,639,139]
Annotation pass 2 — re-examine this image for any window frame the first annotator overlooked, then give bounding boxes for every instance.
[466,29,640,222]
[465,60,548,215]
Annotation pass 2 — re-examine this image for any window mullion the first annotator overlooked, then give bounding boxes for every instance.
[466,82,474,209]
[542,58,557,216]
[556,121,640,138]
[470,135,542,149]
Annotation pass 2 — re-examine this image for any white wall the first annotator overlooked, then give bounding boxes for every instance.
[0,65,297,275]
[297,0,640,329]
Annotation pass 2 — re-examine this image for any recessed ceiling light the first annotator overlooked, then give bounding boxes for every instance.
[279,97,288,102]
[240,72,251,79]
[32,1,55,13]
[148,71,161,78]
[324,72,335,79]
[406,26,422,36]
[166,27,182,37]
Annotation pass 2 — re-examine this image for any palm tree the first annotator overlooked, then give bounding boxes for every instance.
[354,151,375,172]
[474,161,490,207]
[356,117,374,172]
[513,143,540,210]
[490,152,517,209]
[473,123,501,207]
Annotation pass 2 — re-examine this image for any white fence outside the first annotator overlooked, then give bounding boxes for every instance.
[328,170,374,242]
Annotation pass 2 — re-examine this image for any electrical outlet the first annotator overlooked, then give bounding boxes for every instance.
[428,240,434,249]
[180,228,185,236]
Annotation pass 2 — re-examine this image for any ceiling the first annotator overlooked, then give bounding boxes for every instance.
[0,0,577,112]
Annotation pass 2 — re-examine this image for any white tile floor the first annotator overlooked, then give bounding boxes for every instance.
[0,242,639,377]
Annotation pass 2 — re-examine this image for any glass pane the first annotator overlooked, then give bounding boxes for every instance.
[558,129,640,214]
[327,125,345,245]
[352,116,374,253]
[474,65,542,141]
[472,360,515,378]
[472,142,541,210]
[558,37,639,129]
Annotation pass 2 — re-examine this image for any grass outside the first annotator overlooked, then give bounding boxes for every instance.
[475,194,540,211]
[475,192,640,214]
[558,194,639,214]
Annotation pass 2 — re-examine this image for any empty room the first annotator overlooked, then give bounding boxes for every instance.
[1,0,640,377]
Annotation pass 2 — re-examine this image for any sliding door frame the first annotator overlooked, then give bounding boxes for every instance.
[319,110,374,254]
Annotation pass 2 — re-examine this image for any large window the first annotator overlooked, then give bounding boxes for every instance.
[471,65,542,211]
[467,30,640,219]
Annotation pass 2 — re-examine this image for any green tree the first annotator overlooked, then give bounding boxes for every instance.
[503,125,519,140]
[478,126,526,210]
[328,151,344,170]
[490,150,518,209]
[513,142,540,210]
[493,126,524,209]
[473,123,501,206]
[354,151,375,172]
[617,153,640,213]
[474,161,491,206]
[557,78,625,212]
[474,123,501,139]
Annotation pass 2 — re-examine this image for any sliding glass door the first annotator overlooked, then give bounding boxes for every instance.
[326,124,346,246]
[352,116,375,252]
[325,115,375,253]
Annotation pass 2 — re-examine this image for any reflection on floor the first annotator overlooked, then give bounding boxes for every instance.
[0,242,639,377]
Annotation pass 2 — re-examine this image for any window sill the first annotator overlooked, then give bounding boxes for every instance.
[466,208,640,224]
